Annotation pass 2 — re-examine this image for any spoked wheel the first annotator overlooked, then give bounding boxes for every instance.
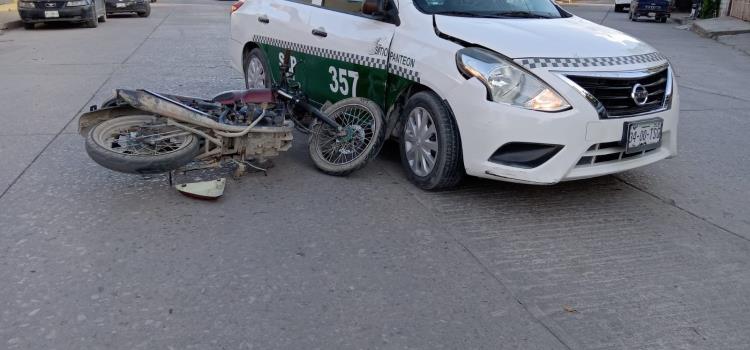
[308,98,385,176]
[85,115,200,174]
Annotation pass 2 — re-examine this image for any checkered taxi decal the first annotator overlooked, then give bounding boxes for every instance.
[515,52,667,69]
[253,35,421,83]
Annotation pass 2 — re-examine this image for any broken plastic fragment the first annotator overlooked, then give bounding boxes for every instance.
[176,178,226,199]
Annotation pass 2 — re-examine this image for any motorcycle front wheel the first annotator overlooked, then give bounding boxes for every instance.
[85,115,201,174]
[308,98,385,176]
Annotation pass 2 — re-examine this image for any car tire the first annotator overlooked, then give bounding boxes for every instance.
[615,4,623,12]
[399,91,464,191]
[138,2,151,17]
[23,23,35,30]
[244,47,271,89]
[86,4,99,28]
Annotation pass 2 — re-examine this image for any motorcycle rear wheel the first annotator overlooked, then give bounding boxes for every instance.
[308,98,385,176]
[85,115,201,174]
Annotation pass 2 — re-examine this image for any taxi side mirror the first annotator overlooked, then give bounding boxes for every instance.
[362,0,400,25]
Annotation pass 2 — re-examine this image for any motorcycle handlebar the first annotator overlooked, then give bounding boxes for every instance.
[274,88,341,130]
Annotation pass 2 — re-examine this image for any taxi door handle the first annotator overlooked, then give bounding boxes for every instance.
[258,15,270,24]
[312,28,328,38]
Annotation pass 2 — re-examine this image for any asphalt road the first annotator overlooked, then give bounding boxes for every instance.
[1,2,749,349]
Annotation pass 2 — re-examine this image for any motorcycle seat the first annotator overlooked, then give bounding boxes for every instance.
[212,89,275,105]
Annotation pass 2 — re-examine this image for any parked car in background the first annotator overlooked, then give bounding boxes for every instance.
[614,0,630,12]
[17,0,106,29]
[629,0,671,22]
[105,0,150,17]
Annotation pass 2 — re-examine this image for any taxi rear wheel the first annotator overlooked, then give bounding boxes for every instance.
[399,91,464,191]
[244,48,271,89]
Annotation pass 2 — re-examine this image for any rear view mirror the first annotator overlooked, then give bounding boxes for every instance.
[362,0,382,16]
[362,0,400,25]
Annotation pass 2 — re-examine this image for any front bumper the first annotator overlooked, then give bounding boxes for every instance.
[105,0,147,13]
[445,64,679,185]
[633,9,670,17]
[18,6,94,22]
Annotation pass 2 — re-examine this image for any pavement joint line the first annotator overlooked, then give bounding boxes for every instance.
[678,84,750,103]
[598,6,611,24]
[680,108,750,112]
[0,75,112,201]
[378,166,575,350]
[0,133,60,136]
[614,176,750,242]
[122,12,172,65]
[452,238,578,350]
[0,10,173,202]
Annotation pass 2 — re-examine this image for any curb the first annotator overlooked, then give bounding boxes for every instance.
[672,16,693,25]
[1,19,22,30]
[690,18,750,39]
[0,0,20,32]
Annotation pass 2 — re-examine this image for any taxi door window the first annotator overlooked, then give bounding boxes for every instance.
[322,0,365,13]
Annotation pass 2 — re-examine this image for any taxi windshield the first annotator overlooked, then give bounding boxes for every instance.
[414,0,568,19]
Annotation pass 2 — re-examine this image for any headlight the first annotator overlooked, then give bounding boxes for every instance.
[18,1,36,8]
[66,0,88,6]
[456,47,570,112]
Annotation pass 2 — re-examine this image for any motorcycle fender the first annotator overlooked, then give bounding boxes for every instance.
[77,105,144,137]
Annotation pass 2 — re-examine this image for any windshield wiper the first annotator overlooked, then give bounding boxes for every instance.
[493,11,553,18]
[433,11,503,18]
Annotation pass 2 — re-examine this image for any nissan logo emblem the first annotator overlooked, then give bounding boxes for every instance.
[631,83,649,106]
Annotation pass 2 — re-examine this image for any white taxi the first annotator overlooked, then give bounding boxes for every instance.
[229,0,678,190]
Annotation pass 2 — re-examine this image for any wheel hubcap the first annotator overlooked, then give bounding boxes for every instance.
[404,107,438,177]
[246,56,267,89]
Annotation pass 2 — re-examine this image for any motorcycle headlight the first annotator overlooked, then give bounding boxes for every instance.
[456,47,570,112]
[18,1,36,8]
[66,0,88,6]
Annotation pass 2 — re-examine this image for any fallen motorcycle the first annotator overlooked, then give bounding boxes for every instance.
[77,57,385,190]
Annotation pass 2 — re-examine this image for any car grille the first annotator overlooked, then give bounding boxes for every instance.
[566,67,669,118]
[38,1,67,8]
[576,141,660,167]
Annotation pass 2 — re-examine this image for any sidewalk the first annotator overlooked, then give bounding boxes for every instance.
[0,0,20,32]
[690,17,750,55]
[692,16,750,37]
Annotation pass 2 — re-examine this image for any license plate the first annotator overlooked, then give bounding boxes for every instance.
[623,118,663,154]
[44,10,59,18]
[648,11,656,16]
[116,3,126,7]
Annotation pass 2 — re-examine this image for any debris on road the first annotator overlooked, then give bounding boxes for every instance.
[176,178,226,199]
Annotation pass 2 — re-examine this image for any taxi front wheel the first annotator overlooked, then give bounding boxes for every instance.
[399,91,464,191]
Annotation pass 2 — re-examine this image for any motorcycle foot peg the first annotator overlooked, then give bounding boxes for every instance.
[233,163,247,179]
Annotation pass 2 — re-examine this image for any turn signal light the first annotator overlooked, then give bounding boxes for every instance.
[230,0,245,13]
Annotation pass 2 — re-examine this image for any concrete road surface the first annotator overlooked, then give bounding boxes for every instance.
[0,2,749,349]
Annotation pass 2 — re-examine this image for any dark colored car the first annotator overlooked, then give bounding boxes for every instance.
[17,0,107,29]
[105,0,150,17]
[629,0,671,22]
